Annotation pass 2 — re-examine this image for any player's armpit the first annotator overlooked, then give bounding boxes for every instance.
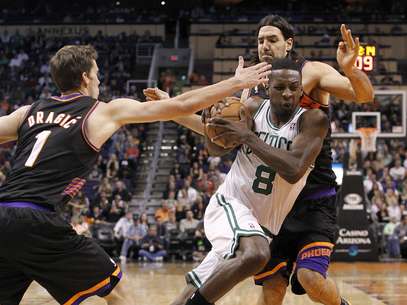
[307,61,373,103]
[0,105,31,144]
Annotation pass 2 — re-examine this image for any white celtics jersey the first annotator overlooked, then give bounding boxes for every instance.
[217,100,312,235]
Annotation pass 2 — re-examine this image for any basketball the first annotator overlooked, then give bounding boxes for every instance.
[204,96,244,149]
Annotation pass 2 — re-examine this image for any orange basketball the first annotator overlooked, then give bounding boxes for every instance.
[205,97,243,149]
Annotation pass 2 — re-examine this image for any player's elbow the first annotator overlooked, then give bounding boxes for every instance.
[283,174,301,184]
[281,166,306,184]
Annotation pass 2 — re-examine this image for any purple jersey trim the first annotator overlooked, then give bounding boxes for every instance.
[302,187,336,200]
[0,201,51,212]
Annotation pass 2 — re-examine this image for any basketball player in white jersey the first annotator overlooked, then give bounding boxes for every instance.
[145,17,373,305]
[163,58,329,305]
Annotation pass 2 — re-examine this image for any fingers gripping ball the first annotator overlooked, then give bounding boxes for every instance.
[205,97,248,149]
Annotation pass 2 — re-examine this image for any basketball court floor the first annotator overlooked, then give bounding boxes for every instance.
[22,262,407,305]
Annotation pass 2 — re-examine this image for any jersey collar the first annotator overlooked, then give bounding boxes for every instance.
[51,92,83,102]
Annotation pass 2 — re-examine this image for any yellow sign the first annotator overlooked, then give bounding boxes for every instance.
[356,45,376,72]
[358,45,376,57]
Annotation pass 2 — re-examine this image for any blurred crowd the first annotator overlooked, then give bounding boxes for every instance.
[0,29,162,109]
[330,95,403,133]
[1,1,405,25]
[330,135,407,258]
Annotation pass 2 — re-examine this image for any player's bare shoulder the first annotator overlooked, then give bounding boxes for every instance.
[303,60,333,72]
[300,108,329,134]
[83,100,120,149]
[244,95,265,117]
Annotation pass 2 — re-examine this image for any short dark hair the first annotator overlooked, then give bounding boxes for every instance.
[270,58,302,72]
[256,14,295,40]
[50,45,98,92]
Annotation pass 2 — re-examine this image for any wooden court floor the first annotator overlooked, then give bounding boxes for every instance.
[22,262,407,305]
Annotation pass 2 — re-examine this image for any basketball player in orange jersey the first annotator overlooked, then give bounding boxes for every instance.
[145,16,374,305]
[0,45,270,305]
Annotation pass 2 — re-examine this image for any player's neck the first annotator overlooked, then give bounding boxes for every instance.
[269,105,300,127]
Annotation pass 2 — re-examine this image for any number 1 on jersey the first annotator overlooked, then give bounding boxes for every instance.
[25,130,52,167]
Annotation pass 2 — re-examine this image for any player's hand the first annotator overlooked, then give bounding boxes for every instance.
[207,106,253,145]
[212,98,232,116]
[337,24,360,75]
[143,87,170,101]
[234,56,271,89]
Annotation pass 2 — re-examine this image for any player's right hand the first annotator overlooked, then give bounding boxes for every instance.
[234,56,271,89]
[143,87,170,101]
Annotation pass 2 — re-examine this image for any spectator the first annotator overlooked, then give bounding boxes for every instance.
[383,217,400,258]
[155,200,170,224]
[104,201,124,223]
[385,189,400,214]
[177,179,198,205]
[120,215,148,264]
[111,194,126,215]
[106,154,119,178]
[387,199,402,222]
[401,180,407,206]
[192,223,211,262]
[390,159,406,182]
[139,225,167,262]
[377,204,389,223]
[114,211,133,240]
[140,212,149,227]
[364,170,383,194]
[71,214,92,238]
[86,206,106,224]
[397,215,407,258]
[191,196,205,220]
[179,210,200,233]
[112,180,132,202]
[163,210,179,234]
[175,200,187,222]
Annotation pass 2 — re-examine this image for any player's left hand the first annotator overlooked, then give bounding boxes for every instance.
[337,24,360,75]
[207,106,253,145]
[143,87,170,101]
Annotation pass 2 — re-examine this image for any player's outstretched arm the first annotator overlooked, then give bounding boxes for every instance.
[108,61,270,125]
[0,105,30,144]
[143,87,205,135]
[306,24,374,103]
[86,62,270,149]
[208,109,328,184]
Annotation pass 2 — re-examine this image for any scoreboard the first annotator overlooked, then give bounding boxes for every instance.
[355,44,377,72]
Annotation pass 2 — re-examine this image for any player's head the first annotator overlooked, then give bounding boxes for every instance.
[256,15,294,63]
[50,45,100,99]
[268,58,303,117]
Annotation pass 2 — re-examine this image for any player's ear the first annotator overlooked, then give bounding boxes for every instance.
[285,38,293,53]
[82,71,90,87]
